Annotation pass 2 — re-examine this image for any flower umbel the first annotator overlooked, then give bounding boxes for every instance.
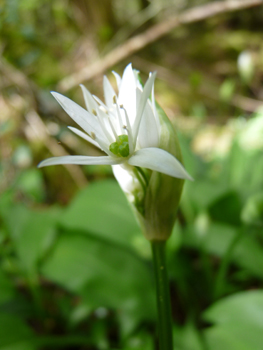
[38,64,192,240]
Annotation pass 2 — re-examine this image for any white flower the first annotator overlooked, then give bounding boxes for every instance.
[38,64,192,182]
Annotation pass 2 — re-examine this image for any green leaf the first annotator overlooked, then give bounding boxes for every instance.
[14,209,59,272]
[16,169,45,202]
[183,223,263,278]
[185,180,229,212]
[1,203,59,272]
[174,323,204,350]
[203,291,263,350]
[59,180,141,248]
[241,192,263,226]
[0,271,16,305]
[0,313,36,350]
[208,191,242,226]
[41,232,155,334]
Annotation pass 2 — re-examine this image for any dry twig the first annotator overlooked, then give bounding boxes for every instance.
[58,0,263,91]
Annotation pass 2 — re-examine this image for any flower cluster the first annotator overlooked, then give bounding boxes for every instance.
[39,64,192,240]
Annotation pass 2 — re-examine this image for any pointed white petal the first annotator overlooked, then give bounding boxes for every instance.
[118,63,137,125]
[92,95,108,111]
[68,126,100,148]
[137,92,159,148]
[128,148,193,180]
[38,155,122,168]
[103,76,116,108]
[133,69,143,89]
[112,71,122,89]
[80,84,98,113]
[51,92,105,142]
[132,72,156,147]
[151,79,160,131]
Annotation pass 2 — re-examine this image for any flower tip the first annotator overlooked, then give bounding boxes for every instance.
[50,91,61,99]
[150,71,157,80]
[79,84,87,94]
[37,161,44,168]
[187,173,195,181]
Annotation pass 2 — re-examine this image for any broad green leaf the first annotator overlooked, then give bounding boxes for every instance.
[41,232,155,334]
[227,141,263,196]
[59,180,141,247]
[0,271,16,305]
[0,204,31,241]
[16,169,45,202]
[174,323,204,350]
[241,192,263,226]
[0,201,60,272]
[204,290,263,326]
[205,325,262,350]
[203,291,263,350]
[208,191,242,226]
[184,180,229,212]
[0,313,36,350]
[14,209,59,272]
[183,223,263,278]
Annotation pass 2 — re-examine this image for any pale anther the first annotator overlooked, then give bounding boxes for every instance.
[92,109,97,116]
[90,132,96,140]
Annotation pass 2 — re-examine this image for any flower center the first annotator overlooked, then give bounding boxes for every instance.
[109,134,129,157]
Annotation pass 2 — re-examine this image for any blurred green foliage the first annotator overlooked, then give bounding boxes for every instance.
[1,0,263,349]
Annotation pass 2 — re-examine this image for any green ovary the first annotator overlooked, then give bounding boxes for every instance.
[109,134,129,157]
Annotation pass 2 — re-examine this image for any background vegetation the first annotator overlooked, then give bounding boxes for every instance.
[1,0,263,349]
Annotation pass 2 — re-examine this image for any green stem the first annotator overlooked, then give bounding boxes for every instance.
[133,167,147,194]
[151,240,173,350]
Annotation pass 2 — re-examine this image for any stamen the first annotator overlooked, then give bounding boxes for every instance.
[92,95,108,112]
[122,107,134,154]
[97,107,114,143]
[108,117,118,139]
[91,132,115,156]
[115,101,125,134]
[113,95,117,104]
[92,109,97,116]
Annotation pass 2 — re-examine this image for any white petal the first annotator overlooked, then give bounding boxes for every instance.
[128,148,193,180]
[92,95,108,111]
[112,71,122,89]
[112,164,141,202]
[118,63,137,125]
[103,76,116,108]
[68,126,101,148]
[51,92,105,142]
[38,155,122,168]
[151,79,160,131]
[80,84,98,113]
[132,72,156,146]
[133,69,143,89]
[137,92,159,148]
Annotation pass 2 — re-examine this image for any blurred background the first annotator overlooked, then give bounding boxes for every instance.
[1,0,263,349]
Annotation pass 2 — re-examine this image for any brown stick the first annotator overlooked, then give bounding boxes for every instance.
[58,0,263,91]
